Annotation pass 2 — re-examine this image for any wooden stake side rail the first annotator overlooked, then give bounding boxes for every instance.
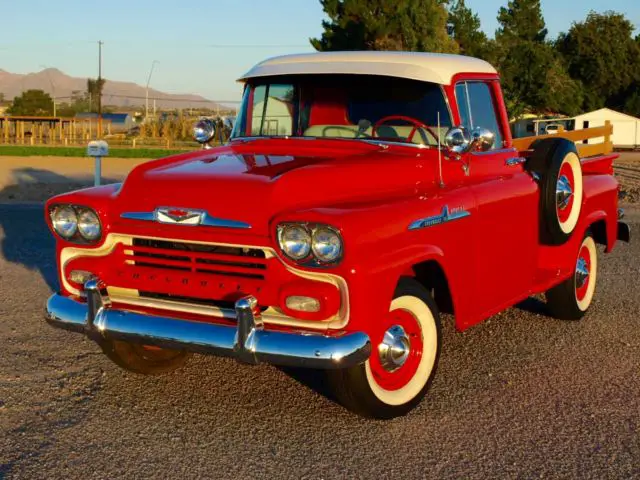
[512,120,613,158]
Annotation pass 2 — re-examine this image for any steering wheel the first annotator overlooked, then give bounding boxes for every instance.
[371,115,440,145]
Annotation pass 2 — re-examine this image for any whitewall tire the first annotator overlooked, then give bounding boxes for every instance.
[546,234,598,320]
[326,278,441,419]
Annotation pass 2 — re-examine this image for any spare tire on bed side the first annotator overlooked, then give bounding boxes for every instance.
[526,138,583,245]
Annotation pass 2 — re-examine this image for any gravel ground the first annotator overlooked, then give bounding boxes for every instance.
[0,204,638,479]
[615,151,640,204]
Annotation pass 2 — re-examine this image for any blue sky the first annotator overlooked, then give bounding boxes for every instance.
[1,0,638,102]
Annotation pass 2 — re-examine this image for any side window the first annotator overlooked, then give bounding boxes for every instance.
[455,81,503,149]
[455,83,471,130]
[250,84,295,136]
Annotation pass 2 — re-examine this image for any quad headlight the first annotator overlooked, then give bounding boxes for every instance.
[311,226,342,263]
[277,223,343,265]
[50,205,102,243]
[77,209,102,241]
[51,205,78,239]
[278,224,312,260]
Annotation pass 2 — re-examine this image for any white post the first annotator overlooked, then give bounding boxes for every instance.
[87,140,108,187]
[94,156,102,186]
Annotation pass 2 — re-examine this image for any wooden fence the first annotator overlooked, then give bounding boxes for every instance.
[512,120,613,158]
[0,116,114,145]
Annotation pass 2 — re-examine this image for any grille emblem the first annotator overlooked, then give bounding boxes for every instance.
[155,207,204,225]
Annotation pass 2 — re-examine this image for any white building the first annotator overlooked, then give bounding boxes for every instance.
[573,108,640,149]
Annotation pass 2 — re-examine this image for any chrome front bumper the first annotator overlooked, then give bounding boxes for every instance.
[45,279,371,369]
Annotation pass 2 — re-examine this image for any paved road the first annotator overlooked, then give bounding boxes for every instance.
[0,204,638,479]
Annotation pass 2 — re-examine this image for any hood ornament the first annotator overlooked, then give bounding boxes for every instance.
[155,207,204,225]
[120,208,252,229]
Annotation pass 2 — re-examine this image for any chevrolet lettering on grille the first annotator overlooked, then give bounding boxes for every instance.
[154,207,204,225]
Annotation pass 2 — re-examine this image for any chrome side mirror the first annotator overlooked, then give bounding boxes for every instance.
[193,119,217,148]
[444,126,472,154]
[221,116,235,142]
[470,127,495,152]
[223,116,235,133]
[444,126,495,154]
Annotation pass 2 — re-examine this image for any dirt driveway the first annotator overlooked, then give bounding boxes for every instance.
[0,156,148,202]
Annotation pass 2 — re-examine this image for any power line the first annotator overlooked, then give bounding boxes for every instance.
[53,93,240,104]
[101,93,240,104]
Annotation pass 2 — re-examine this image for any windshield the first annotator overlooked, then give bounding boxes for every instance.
[231,75,452,146]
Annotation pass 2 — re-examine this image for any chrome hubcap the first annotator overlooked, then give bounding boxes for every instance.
[556,175,573,210]
[575,257,589,289]
[378,325,410,372]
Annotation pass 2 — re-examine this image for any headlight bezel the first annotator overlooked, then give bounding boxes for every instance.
[276,222,343,267]
[49,204,102,244]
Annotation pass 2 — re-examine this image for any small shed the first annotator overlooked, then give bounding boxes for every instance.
[572,108,640,149]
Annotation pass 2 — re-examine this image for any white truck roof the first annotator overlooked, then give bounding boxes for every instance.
[238,51,497,85]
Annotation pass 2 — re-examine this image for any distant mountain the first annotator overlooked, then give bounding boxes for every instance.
[0,68,223,110]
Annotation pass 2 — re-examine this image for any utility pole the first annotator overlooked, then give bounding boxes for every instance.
[145,60,159,121]
[40,65,57,117]
[98,40,103,137]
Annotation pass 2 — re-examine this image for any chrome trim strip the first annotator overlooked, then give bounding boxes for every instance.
[120,210,251,229]
[408,205,471,231]
[120,212,154,221]
[45,286,370,369]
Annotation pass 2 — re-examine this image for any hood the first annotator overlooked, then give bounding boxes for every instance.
[115,139,437,235]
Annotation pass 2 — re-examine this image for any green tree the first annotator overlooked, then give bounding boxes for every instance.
[87,78,106,113]
[494,0,582,118]
[311,0,458,53]
[623,87,640,117]
[556,11,640,113]
[496,0,547,44]
[7,89,54,116]
[448,0,492,60]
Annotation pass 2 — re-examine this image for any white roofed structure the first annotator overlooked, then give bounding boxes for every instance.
[239,51,498,85]
[573,108,640,149]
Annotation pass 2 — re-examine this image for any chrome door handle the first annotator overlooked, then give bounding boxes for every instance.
[505,157,526,166]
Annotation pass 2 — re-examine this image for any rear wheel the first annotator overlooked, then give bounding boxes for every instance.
[327,278,441,419]
[99,340,191,375]
[546,234,598,320]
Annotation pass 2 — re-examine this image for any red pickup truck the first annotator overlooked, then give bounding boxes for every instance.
[45,52,630,418]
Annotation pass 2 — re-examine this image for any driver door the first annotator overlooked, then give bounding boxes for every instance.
[456,81,539,319]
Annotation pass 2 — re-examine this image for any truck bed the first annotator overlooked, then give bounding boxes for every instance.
[512,121,614,161]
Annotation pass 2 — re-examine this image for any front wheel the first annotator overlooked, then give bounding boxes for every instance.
[327,278,441,419]
[98,340,191,375]
[546,234,598,320]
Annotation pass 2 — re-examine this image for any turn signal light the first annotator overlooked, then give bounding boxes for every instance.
[69,270,95,286]
[285,296,321,313]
